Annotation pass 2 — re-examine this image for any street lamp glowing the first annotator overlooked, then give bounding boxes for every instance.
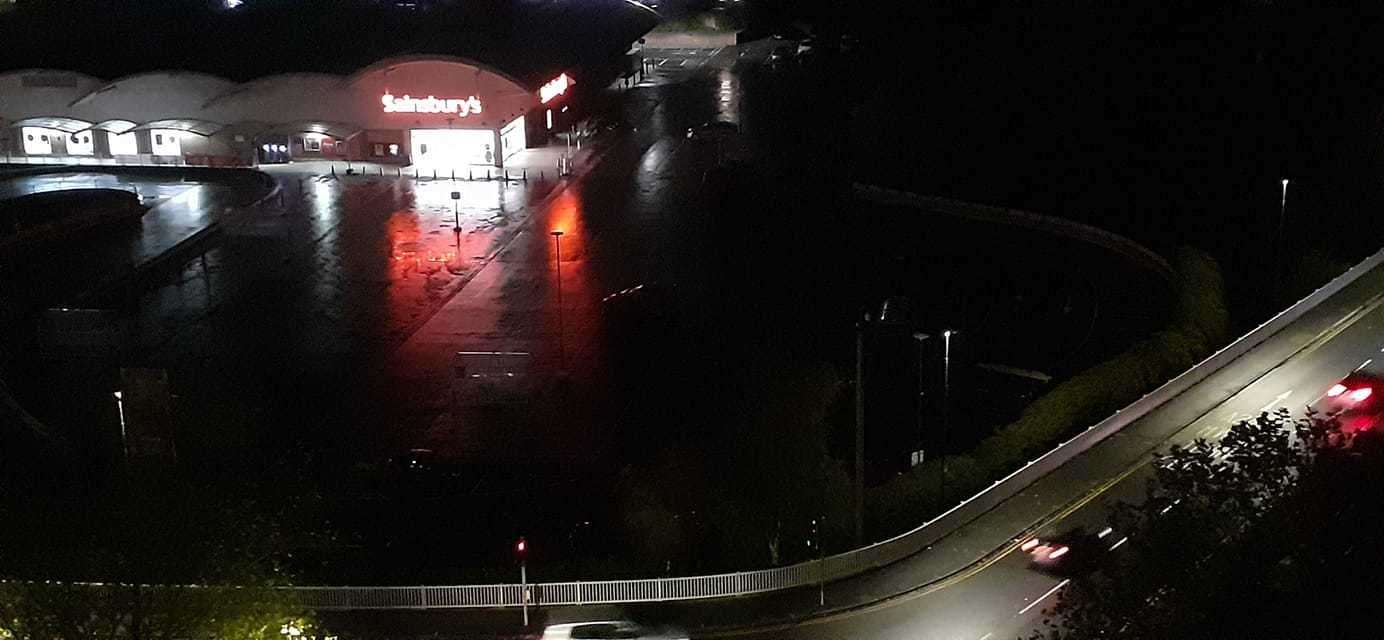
[113,391,128,460]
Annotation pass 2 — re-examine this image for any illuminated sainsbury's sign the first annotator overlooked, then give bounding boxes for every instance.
[539,73,573,104]
[381,93,483,116]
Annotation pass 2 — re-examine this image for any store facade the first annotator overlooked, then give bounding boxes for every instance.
[0,56,573,169]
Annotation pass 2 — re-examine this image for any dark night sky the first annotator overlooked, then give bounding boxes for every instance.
[0,0,657,87]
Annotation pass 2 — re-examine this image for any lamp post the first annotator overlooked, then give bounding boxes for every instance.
[912,332,930,466]
[853,315,868,546]
[516,537,529,626]
[811,516,825,606]
[1278,177,1290,261]
[113,391,127,460]
[550,230,566,375]
[941,330,956,504]
[1272,178,1290,298]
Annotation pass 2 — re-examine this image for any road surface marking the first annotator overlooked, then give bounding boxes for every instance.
[1258,390,1292,414]
[1018,579,1069,615]
[1357,358,1374,371]
[1109,536,1129,550]
[978,633,994,640]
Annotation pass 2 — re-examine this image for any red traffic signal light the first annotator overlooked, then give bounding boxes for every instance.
[515,537,528,556]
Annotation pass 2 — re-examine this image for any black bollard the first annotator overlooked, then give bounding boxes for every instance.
[523,169,527,181]
[433,169,437,180]
[486,169,491,180]
[330,165,336,177]
[468,168,473,181]
[451,168,456,181]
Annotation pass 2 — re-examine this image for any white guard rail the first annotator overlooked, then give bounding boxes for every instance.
[289,245,1384,610]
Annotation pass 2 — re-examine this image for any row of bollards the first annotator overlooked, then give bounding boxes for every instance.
[330,163,532,183]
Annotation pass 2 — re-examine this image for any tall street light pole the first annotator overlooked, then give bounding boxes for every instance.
[912,332,930,465]
[853,315,867,546]
[1278,178,1290,256]
[1275,178,1290,298]
[941,330,955,504]
[113,391,128,461]
[550,231,566,375]
[515,537,529,626]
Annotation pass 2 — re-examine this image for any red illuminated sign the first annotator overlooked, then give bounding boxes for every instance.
[382,93,482,116]
[539,73,573,104]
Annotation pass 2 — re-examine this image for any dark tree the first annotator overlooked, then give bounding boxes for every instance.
[1032,409,1384,639]
[0,470,321,640]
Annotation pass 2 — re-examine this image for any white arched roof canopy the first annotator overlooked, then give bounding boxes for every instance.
[87,119,140,135]
[11,116,93,133]
[134,119,226,136]
[68,71,236,124]
[0,69,104,120]
[349,56,539,131]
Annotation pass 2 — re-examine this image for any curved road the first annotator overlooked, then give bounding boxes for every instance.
[705,258,1384,639]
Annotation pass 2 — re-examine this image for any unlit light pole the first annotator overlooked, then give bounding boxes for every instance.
[551,230,566,375]
[912,332,930,465]
[812,516,826,606]
[853,315,867,546]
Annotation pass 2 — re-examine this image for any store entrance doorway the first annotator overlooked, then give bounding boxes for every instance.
[410,129,496,168]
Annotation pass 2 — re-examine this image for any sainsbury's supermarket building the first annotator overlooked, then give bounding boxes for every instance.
[0,56,579,169]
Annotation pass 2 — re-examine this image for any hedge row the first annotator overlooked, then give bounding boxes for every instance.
[867,247,1230,535]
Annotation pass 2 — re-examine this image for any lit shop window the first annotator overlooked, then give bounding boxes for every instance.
[21,127,55,154]
[68,133,94,155]
[109,131,138,155]
[151,129,181,156]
